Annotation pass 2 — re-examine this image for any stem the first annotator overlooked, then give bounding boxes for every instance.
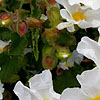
[0,7,9,13]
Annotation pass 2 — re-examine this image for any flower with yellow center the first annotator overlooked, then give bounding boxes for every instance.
[60,67,100,100]
[58,50,83,70]
[0,40,10,53]
[92,96,100,100]
[77,36,100,69]
[56,0,100,32]
[72,12,86,22]
[0,81,4,99]
[68,0,100,10]
[13,70,60,100]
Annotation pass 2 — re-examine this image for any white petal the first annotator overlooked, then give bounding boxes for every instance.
[98,27,100,46]
[77,36,100,69]
[59,62,69,70]
[78,21,92,29]
[60,9,71,21]
[84,9,100,27]
[67,24,75,32]
[29,70,52,90]
[55,0,69,10]
[37,88,60,100]
[68,0,100,10]
[61,88,90,100]
[40,14,48,20]
[67,50,83,67]
[57,22,73,30]
[0,81,4,99]
[77,67,100,98]
[13,81,39,100]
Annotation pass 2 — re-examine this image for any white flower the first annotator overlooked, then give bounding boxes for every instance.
[56,0,100,32]
[60,67,100,100]
[77,36,100,69]
[0,81,4,100]
[68,0,100,10]
[13,70,60,100]
[40,14,48,21]
[0,40,11,53]
[59,50,83,70]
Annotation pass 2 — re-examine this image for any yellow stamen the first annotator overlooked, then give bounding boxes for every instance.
[0,47,3,52]
[65,62,70,67]
[72,12,86,22]
[44,99,49,100]
[92,95,100,100]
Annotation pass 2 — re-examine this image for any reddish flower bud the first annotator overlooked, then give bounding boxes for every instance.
[47,0,56,6]
[0,13,13,27]
[18,20,28,36]
[42,55,58,70]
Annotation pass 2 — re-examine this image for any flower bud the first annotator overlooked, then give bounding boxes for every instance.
[42,55,58,70]
[47,7,61,22]
[17,20,28,36]
[0,13,13,27]
[56,46,71,60]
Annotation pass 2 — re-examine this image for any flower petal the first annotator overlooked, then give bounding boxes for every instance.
[61,88,90,100]
[60,9,71,21]
[13,81,39,100]
[77,67,100,98]
[29,70,52,90]
[0,81,4,99]
[57,22,73,30]
[77,36,100,69]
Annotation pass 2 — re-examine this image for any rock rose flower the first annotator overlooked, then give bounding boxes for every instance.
[13,70,60,100]
[0,81,4,100]
[0,40,10,53]
[77,36,100,69]
[60,67,100,100]
[59,50,83,70]
[68,0,100,10]
[56,0,100,32]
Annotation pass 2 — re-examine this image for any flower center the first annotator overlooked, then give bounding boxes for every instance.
[72,12,86,22]
[92,95,100,100]
[0,47,3,52]
[44,99,49,100]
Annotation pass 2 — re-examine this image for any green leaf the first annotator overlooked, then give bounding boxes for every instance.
[0,53,20,82]
[53,64,85,93]
[9,32,28,55]
[31,0,41,18]
[56,32,76,45]
[0,27,12,40]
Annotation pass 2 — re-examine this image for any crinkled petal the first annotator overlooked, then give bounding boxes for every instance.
[67,24,75,32]
[67,50,83,67]
[68,0,100,10]
[13,81,39,100]
[78,21,92,29]
[61,88,90,100]
[60,9,71,21]
[57,22,73,30]
[37,88,60,100]
[29,70,52,90]
[77,67,100,98]
[77,36,100,69]
[55,0,69,10]
[0,81,4,99]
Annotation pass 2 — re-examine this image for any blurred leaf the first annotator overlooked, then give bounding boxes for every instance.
[7,74,20,84]
[56,32,76,45]
[31,0,41,18]
[4,91,12,100]
[0,53,20,82]
[53,64,85,93]
[9,32,28,55]
[0,27,12,40]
